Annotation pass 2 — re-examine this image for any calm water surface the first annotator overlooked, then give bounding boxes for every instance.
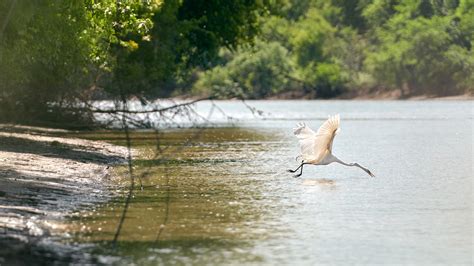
[70,100,472,265]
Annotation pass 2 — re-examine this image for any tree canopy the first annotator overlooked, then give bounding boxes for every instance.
[0,0,472,126]
[0,0,263,125]
[195,0,473,98]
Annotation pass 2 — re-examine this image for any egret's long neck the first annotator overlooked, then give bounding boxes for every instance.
[333,156,372,175]
[331,156,352,166]
[333,156,364,169]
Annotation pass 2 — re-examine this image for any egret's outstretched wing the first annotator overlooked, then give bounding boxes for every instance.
[293,115,340,163]
[315,114,340,153]
[293,122,316,139]
[293,122,317,161]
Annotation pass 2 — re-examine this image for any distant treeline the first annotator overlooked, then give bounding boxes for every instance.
[195,0,474,99]
[0,0,472,125]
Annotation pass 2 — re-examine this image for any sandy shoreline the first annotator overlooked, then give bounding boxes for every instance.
[0,125,130,263]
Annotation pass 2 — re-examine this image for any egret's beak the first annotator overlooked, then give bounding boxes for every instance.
[367,170,375,177]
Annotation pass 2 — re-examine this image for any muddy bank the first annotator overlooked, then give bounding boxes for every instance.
[0,125,131,264]
[337,89,474,100]
[264,88,473,100]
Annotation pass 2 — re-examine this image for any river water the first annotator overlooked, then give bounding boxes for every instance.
[69,100,472,265]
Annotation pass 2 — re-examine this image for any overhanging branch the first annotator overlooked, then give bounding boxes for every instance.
[90,97,213,114]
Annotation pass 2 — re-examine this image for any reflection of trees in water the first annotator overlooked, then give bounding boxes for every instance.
[110,99,217,247]
[79,99,270,255]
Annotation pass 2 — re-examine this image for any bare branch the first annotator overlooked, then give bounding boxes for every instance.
[91,97,212,114]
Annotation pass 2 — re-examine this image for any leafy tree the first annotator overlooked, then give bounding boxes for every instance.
[362,0,399,30]
[1,0,472,125]
[288,7,349,97]
[365,0,472,95]
[195,0,473,98]
[330,0,369,30]
[111,0,265,98]
[0,1,92,124]
[0,0,264,125]
[194,41,293,98]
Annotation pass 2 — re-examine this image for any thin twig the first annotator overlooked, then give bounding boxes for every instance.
[112,100,137,246]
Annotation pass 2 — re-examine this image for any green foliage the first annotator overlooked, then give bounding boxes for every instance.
[290,8,335,66]
[194,41,293,98]
[297,62,347,97]
[110,0,265,98]
[0,0,263,125]
[365,1,473,95]
[363,0,398,29]
[330,0,369,30]
[1,0,473,127]
[196,1,351,98]
[196,0,473,98]
[178,0,261,50]
[0,1,92,124]
[83,0,158,73]
[0,0,160,124]
[287,7,350,97]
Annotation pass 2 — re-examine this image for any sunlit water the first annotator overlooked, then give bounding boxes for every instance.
[68,100,472,265]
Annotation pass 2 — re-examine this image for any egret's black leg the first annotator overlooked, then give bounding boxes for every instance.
[288,162,307,177]
[293,163,305,178]
[287,162,304,173]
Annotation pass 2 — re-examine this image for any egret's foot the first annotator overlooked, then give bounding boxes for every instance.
[293,173,302,178]
[287,169,296,173]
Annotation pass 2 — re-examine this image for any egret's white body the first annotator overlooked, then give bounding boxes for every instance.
[288,115,374,177]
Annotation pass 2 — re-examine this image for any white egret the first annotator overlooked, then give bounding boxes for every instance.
[288,114,375,178]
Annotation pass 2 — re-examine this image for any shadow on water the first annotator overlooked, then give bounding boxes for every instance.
[63,127,280,264]
[301,178,336,186]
